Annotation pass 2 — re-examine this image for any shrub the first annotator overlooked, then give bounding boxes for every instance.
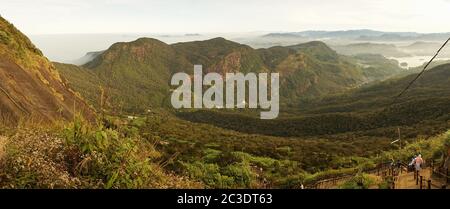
[62,116,167,188]
[182,161,234,188]
[339,173,378,189]
[221,162,257,188]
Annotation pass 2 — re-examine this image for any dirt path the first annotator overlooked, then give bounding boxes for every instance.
[310,167,447,189]
[396,169,429,189]
[395,168,447,189]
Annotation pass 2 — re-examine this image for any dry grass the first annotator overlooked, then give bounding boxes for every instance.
[0,125,203,189]
[0,129,84,188]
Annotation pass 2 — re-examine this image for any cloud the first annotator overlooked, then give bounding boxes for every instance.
[1,0,450,34]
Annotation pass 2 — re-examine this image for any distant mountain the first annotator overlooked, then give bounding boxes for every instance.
[331,43,410,57]
[0,16,94,124]
[400,41,450,57]
[404,41,441,49]
[295,30,389,39]
[263,30,421,39]
[262,30,449,42]
[357,33,450,42]
[262,33,304,38]
[57,38,405,113]
[184,33,201,36]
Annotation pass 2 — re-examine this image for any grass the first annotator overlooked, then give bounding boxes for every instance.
[1,113,448,189]
[0,116,201,189]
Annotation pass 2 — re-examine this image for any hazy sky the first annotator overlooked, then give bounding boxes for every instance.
[1,0,450,34]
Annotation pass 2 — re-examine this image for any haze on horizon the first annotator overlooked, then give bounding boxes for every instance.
[2,0,450,63]
[1,0,450,35]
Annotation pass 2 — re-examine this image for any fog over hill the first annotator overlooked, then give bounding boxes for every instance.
[29,30,450,69]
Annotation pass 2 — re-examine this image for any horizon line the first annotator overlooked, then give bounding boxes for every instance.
[27,29,450,36]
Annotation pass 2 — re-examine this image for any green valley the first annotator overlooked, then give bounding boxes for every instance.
[0,15,449,189]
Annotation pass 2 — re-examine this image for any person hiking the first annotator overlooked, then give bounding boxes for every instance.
[414,154,424,172]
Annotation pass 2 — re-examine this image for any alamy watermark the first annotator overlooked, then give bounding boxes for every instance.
[170,65,279,119]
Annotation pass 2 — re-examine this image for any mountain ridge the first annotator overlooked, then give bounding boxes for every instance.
[57,36,406,113]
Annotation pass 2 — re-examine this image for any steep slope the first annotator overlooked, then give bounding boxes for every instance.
[0,16,94,124]
[53,63,104,110]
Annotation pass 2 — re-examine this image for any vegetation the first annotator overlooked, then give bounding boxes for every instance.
[339,173,379,189]
[1,16,449,189]
[347,54,403,81]
[1,111,448,189]
[57,37,408,112]
[177,64,450,139]
[0,116,201,189]
[376,130,450,165]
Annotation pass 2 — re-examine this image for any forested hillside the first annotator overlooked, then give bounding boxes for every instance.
[57,37,406,112]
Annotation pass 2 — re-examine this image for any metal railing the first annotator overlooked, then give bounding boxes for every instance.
[304,160,448,189]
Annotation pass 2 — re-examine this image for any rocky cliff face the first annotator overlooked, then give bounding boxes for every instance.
[0,16,95,124]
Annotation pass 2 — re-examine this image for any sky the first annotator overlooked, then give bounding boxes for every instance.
[1,0,450,35]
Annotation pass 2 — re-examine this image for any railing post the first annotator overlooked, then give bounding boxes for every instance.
[427,180,431,189]
[419,176,423,189]
[447,169,449,184]
[416,173,419,185]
